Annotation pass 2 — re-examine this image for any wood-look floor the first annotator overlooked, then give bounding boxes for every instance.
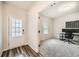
[1,45,43,57]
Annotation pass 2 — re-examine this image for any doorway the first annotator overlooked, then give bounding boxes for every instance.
[8,16,24,49]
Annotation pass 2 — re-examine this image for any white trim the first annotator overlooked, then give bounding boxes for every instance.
[0,49,3,57]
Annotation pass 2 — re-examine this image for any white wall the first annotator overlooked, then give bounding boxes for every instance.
[28,1,51,53]
[1,1,52,52]
[3,3,28,51]
[53,12,79,39]
[0,2,2,56]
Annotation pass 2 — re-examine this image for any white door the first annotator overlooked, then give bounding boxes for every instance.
[38,17,49,42]
[8,16,24,49]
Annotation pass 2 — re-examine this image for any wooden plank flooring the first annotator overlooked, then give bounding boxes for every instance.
[1,45,43,57]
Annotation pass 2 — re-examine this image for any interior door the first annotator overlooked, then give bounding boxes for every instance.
[38,16,49,42]
[8,16,24,49]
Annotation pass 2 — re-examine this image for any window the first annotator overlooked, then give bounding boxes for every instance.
[9,17,23,37]
[43,20,48,35]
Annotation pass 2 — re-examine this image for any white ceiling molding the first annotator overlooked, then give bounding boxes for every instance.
[4,1,37,11]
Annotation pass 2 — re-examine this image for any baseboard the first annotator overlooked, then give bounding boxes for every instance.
[0,49,2,57]
[28,44,39,53]
[3,43,28,52]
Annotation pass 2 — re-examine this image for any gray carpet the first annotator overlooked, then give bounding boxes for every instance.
[40,39,79,57]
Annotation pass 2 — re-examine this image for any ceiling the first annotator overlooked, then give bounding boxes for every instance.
[4,1,37,11]
[40,1,79,18]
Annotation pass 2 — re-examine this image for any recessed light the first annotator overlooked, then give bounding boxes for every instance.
[51,5,53,6]
[51,2,56,6]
